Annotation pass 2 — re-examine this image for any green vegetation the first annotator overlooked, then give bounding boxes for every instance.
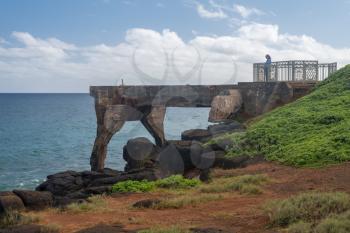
[65,195,108,213]
[138,226,191,233]
[216,65,350,167]
[111,175,201,193]
[265,192,350,233]
[154,175,201,189]
[200,174,268,195]
[152,193,222,210]
[111,180,156,193]
[0,210,40,228]
[133,174,268,210]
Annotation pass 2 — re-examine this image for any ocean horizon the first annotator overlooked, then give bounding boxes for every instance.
[0,93,211,191]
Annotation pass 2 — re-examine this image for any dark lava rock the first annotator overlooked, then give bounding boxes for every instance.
[208,121,245,136]
[214,154,265,169]
[123,137,159,171]
[199,169,212,183]
[0,192,25,214]
[0,225,47,233]
[208,138,235,152]
[181,129,212,142]
[12,190,53,210]
[191,228,227,233]
[74,224,135,233]
[132,199,161,208]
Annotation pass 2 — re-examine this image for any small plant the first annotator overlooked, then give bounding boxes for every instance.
[154,175,201,189]
[0,210,40,228]
[264,192,350,227]
[65,195,108,213]
[287,221,312,233]
[40,224,61,233]
[111,180,155,193]
[314,210,350,233]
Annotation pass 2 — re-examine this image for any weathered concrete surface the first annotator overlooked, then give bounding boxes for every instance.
[89,82,316,171]
[209,89,242,122]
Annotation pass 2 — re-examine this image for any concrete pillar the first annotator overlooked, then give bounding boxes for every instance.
[141,105,166,147]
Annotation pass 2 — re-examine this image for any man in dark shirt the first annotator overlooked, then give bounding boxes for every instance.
[264,54,271,82]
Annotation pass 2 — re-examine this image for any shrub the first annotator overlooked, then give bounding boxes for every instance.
[0,210,39,228]
[265,192,350,227]
[111,176,201,193]
[315,210,350,233]
[111,180,155,193]
[154,175,201,189]
[287,222,312,233]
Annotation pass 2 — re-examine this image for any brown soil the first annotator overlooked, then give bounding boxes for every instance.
[33,161,350,233]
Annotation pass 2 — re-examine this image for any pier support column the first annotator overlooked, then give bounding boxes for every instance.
[90,105,128,172]
[141,105,166,147]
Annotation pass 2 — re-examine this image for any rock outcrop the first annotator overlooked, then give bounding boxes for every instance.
[36,168,160,206]
[0,192,25,214]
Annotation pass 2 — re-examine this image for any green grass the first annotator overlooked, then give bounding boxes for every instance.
[200,174,268,195]
[111,175,201,193]
[314,211,350,233]
[219,65,350,167]
[264,192,350,232]
[0,210,40,228]
[64,195,108,213]
[151,194,222,210]
[154,175,201,189]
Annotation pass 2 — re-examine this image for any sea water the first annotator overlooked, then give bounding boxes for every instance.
[0,94,211,191]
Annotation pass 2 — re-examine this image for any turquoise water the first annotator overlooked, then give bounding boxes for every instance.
[0,94,211,191]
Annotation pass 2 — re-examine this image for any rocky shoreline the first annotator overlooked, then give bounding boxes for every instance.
[0,121,263,215]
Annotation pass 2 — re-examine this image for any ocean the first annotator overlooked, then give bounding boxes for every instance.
[0,94,211,191]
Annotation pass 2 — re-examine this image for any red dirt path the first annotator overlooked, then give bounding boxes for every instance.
[35,162,350,233]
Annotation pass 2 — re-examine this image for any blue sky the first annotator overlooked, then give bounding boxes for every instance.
[0,0,350,92]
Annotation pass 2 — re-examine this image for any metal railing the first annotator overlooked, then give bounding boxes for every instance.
[253,60,337,82]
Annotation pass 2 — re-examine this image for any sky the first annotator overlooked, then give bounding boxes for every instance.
[0,0,350,93]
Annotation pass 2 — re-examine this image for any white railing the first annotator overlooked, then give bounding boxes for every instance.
[253,60,337,82]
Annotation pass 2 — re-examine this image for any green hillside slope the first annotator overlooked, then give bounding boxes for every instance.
[231,65,350,167]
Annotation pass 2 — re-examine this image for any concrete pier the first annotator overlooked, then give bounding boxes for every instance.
[89,82,316,171]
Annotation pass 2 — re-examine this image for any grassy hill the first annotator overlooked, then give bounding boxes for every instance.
[226,65,350,167]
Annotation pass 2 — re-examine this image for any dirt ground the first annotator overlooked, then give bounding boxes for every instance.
[34,161,350,233]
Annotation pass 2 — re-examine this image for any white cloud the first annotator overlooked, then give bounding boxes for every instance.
[196,3,227,19]
[0,24,349,92]
[233,4,265,18]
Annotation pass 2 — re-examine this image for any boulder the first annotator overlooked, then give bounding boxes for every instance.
[36,171,84,196]
[123,137,159,171]
[209,89,242,122]
[181,129,212,142]
[214,154,265,169]
[208,121,245,136]
[132,199,160,208]
[75,224,135,233]
[0,192,25,214]
[12,190,53,210]
[0,225,46,233]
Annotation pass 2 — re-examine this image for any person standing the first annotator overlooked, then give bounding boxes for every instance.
[264,54,272,82]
